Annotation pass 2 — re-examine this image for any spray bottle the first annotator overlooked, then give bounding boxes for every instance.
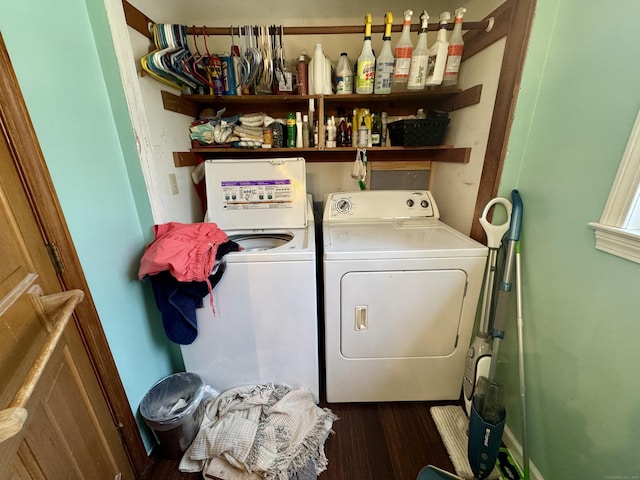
[356,13,376,94]
[407,11,430,91]
[426,11,451,86]
[374,12,394,95]
[391,9,414,91]
[442,7,467,87]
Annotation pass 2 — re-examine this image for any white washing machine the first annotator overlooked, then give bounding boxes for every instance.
[180,158,319,399]
[323,190,487,402]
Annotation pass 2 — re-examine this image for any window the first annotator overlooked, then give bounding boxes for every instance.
[589,109,640,264]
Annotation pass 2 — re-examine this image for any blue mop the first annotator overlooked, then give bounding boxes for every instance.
[467,189,522,480]
[419,190,523,480]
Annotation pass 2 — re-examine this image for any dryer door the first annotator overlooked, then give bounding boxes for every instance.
[340,269,467,358]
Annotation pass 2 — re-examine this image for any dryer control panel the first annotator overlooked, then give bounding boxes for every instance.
[324,190,439,221]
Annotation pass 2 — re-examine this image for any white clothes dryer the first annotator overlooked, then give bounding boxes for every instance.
[322,190,487,402]
[181,158,319,399]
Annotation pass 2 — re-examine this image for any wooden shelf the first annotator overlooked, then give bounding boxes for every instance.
[162,86,482,117]
[164,86,481,166]
[174,146,470,166]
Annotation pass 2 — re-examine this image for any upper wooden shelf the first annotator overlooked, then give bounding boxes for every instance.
[163,86,482,118]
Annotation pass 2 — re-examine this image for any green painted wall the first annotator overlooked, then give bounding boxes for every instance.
[498,0,640,478]
[0,0,180,450]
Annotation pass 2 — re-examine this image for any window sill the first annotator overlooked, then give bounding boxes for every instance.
[589,222,640,264]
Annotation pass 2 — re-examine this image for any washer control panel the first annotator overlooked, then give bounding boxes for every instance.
[324,190,439,221]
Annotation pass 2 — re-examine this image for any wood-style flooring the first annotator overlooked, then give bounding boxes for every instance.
[140,399,457,480]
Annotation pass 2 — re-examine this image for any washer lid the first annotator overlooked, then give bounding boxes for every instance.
[205,158,307,229]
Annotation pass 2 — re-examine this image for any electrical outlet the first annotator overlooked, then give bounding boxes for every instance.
[168,173,179,195]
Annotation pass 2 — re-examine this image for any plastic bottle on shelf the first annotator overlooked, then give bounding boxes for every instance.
[407,11,430,91]
[442,7,467,87]
[380,111,388,146]
[302,114,310,148]
[336,53,354,94]
[313,120,319,147]
[356,13,376,94]
[371,113,381,146]
[391,10,414,92]
[309,44,332,95]
[296,54,309,95]
[426,11,451,86]
[374,12,394,95]
[337,117,349,146]
[352,108,358,147]
[326,116,337,148]
[357,116,369,148]
[296,112,303,147]
[287,112,296,148]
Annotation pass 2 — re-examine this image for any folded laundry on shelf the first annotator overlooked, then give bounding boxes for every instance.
[234,125,264,137]
[239,112,266,127]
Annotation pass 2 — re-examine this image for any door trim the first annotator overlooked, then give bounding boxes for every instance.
[0,33,150,476]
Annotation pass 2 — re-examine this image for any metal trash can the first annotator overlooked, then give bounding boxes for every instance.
[139,372,206,459]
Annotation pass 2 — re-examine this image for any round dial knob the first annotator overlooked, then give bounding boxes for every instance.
[421,199,430,208]
[406,199,415,207]
[335,198,352,214]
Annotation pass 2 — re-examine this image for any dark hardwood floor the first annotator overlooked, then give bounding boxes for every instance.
[140,399,457,480]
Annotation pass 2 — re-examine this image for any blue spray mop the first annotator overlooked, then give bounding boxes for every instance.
[419,190,524,480]
[462,197,511,416]
[467,189,522,480]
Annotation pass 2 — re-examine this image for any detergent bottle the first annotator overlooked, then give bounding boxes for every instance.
[442,7,467,86]
[309,44,332,95]
[374,12,394,94]
[426,11,451,86]
[336,53,354,94]
[407,11,430,90]
[356,13,376,94]
[391,10,414,91]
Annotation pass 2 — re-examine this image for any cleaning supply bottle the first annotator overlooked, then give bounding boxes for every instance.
[391,10,414,92]
[357,116,369,148]
[336,53,354,94]
[370,113,381,146]
[442,7,467,87]
[302,114,310,148]
[295,112,303,148]
[356,13,376,94]
[380,111,388,146]
[326,116,337,148]
[426,11,451,86]
[296,54,309,94]
[374,12,394,95]
[407,10,430,91]
[286,112,296,148]
[309,44,332,95]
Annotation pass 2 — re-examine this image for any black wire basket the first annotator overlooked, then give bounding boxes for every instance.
[387,111,450,147]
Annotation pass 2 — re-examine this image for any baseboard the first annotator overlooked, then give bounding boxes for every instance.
[502,425,544,480]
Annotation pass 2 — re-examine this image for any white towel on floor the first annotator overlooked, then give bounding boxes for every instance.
[180,384,336,480]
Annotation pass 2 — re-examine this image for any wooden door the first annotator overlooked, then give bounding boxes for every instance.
[0,37,135,479]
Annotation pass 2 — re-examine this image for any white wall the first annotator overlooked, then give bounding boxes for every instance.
[117,0,506,232]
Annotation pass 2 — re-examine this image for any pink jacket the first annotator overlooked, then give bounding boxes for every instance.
[138,222,229,282]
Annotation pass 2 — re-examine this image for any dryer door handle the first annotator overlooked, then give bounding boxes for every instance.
[354,305,368,331]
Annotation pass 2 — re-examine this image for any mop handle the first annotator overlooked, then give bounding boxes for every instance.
[489,190,524,382]
[477,197,511,334]
[499,190,523,292]
[479,197,512,249]
[516,241,530,480]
